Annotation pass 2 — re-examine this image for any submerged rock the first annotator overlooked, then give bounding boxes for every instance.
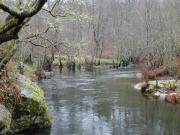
[0,105,11,135]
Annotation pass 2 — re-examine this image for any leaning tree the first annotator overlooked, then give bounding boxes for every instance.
[0,0,47,70]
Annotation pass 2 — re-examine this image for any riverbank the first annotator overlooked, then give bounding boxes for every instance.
[134,80,180,104]
[0,74,52,134]
[9,58,116,81]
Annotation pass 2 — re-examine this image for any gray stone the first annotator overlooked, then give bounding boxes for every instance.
[10,75,52,133]
[0,105,11,135]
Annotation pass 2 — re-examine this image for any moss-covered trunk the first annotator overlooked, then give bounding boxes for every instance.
[0,40,17,71]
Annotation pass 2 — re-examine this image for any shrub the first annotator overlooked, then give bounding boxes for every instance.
[141,65,166,80]
[0,65,21,108]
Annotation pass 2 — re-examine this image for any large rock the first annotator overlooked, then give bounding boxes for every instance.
[10,75,52,133]
[0,105,11,135]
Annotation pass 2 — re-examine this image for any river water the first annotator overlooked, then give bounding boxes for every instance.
[34,68,180,135]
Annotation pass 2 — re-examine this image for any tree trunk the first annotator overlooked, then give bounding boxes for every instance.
[0,40,17,71]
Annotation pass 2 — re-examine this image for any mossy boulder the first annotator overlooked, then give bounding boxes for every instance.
[0,104,11,135]
[10,75,52,133]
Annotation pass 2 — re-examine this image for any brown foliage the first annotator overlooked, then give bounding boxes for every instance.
[34,67,46,80]
[165,94,180,104]
[141,65,166,80]
[165,95,176,104]
[29,72,38,82]
[0,65,21,108]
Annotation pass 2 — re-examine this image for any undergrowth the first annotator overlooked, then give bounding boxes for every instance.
[0,64,21,109]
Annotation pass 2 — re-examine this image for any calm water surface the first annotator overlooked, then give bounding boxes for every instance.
[32,68,180,135]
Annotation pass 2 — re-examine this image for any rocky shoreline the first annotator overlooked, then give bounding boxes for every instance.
[134,80,180,104]
[0,75,52,135]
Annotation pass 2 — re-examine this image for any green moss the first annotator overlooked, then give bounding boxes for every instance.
[0,40,17,69]
[24,63,37,76]
[0,18,18,33]
[98,58,113,65]
[53,55,113,66]
[24,82,44,101]
[20,81,48,116]
[148,80,180,88]
[10,77,52,132]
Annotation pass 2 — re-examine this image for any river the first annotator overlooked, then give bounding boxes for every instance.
[31,68,180,135]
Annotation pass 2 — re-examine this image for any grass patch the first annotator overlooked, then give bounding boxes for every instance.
[53,55,113,66]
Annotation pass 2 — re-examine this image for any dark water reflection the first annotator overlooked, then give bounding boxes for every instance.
[33,69,180,135]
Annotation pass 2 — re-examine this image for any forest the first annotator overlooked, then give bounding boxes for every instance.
[0,0,180,135]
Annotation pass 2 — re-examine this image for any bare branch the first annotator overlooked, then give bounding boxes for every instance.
[42,0,69,18]
[0,0,47,18]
